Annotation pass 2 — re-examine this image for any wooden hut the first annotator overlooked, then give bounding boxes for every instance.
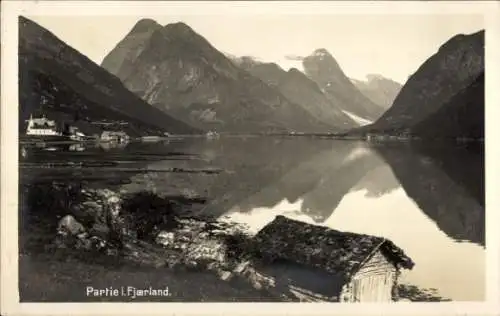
[247,215,414,302]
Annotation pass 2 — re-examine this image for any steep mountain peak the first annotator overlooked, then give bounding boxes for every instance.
[148,21,221,57]
[302,48,385,121]
[162,21,197,35]
[101,18,163,76]
[287,67,303,75]
[136,21,237,74]
[312,48,332,59]
[130,18,162,34]
[19,15,52,40]
[19,15,30,24]
[304,48,342,74]
[284,67,326,92]
[437,30,484,54]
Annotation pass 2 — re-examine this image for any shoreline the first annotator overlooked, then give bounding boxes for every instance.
[19,178,452,302]
[18,134,485,146]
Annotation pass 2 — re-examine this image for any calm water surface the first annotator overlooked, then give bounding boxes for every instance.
[20,137,485,301]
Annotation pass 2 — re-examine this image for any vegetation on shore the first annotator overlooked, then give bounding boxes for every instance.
[20,180,281,300]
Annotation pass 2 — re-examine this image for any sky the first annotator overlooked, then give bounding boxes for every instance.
[28,14,484,84]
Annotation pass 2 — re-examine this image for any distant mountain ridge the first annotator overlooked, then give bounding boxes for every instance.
[19,16,198,136]
[361,30,484,139]
[101,19,337,133]
[350,75,402,110]
[230,56,358,130]
[302,49,386,122]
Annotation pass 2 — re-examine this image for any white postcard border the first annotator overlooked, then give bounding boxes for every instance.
[2,1,499,315]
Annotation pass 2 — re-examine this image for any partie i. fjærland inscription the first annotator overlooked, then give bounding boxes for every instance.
[86,286,171,299]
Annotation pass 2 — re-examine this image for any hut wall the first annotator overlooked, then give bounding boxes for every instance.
[341,250,398,302]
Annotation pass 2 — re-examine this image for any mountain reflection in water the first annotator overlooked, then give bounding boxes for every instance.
[193,139,483,302]
[20,138,485,301]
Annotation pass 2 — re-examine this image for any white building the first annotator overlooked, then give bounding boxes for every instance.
[25,114,61,136]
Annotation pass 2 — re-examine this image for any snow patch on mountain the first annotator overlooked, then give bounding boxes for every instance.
[342,110,373,126]
[312,48,330,59]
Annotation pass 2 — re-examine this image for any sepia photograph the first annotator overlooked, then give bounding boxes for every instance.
[1,1,499,315]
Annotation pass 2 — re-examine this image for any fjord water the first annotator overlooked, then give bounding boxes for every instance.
[20,137,485,301]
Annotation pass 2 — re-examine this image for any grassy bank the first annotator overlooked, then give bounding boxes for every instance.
[19,253,278,302]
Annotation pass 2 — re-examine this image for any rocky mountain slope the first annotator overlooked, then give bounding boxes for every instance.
[231,56,358,130]
[302,49,386,123]
[101,19,163,78]
[361,30,484,138]
[19,16,198,137]
[101,20,333,134]
[350,74,402,110]
[412,73,484,140]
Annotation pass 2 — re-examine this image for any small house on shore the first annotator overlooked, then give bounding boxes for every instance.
[246,216,414,302]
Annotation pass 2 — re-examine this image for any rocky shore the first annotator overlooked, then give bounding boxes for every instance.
[19,180,447,302]
[22,181,255,270]
[20,180,285,301]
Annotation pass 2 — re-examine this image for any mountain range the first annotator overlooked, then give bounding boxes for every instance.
[101,19,337,134]
[350,75,402,110]
[229,56,358,129]
[229,51,390,126]
[19,16,485,140]
[19,16,198,137]
[301,49,387,123]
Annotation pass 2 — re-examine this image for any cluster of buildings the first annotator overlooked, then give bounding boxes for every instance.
[364,133,416,142]
[24,114,129,143]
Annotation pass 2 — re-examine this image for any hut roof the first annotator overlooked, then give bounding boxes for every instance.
[254,216,414,280]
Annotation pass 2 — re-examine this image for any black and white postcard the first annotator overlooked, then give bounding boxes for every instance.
[1,1,499,315]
